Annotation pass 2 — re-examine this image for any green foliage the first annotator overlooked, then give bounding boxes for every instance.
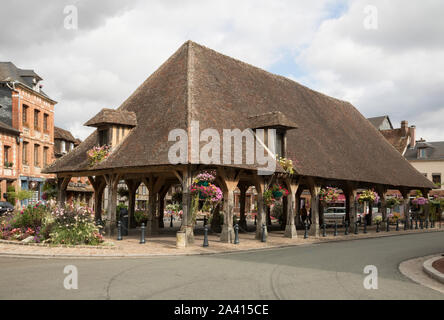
[116,203,128,220]
[12,203,49,229]
[172,191,183,204]
[42,181,57,200]
[135,210,148,225]
[6,186,16,205]
[117,187,129,199]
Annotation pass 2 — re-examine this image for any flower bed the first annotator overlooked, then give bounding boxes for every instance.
[0,201,104,246]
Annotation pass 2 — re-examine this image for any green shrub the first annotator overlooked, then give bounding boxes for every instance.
[49,204,103,245]
[6,186,16,205]
[135,210,148,225]
[12,202,49,229]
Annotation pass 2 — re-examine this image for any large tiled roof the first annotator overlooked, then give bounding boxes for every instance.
[84,109,137,127]
[44,41,434,189]
[54,126,77,143]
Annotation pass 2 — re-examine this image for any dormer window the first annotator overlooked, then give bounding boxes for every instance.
[98,128,109,146]
[84,108,137,148]
[248,111,296,159]
[418,148,426,159]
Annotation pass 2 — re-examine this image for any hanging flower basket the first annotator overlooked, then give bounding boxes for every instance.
[87,145,111,167]
[357,190,379,204]
[263,184,289,207]
[190,171,222,203]
[319,187,340,205]
[411,197,428,206]
[386,196,402,208]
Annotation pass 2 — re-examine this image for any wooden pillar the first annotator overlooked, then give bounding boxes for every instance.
[295,188,303,228]
[400,188,411,223]
[88,176,106,222]
[345,182,358,232]
[104,173,120,236]
[376,186,388,229]
[142,175,165,237]
[125,179,140,229]
[175,167,194,245]
[219,168,240,243]
[308,178,320,237]
[238,184,248,231]
[158,185,170,229]
[284,177,299,238]
[253,175,267,240]
[57,176,71,207]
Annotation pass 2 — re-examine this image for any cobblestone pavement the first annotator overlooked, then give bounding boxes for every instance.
[1,224,443,258]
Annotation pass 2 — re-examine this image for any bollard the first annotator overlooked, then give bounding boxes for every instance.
[420,219,423,229]
[304,222,308,239]
[431,219,434,228]
[254,215,257,226]
[345,221,349,235]
[425,219,429,229]
[204,216,208,227]
[404,218,408,231]
[261,224,267,242]
[140,223,146,244]
[354,221,358,235]
[364,220,367,234]
[234,224,240,244]
[386,220,390,232]
[322,223,326,237]
[170,215,173,228]
[376,222,380,233]
[396,220,399,231]
[203,225,209,247]
[411,218,414,230]
[415,218,418,230]
[117,221,123,241]
[334,221,338,237]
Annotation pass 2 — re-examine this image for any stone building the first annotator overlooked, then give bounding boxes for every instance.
[368,115,442,197]
[404,140,444,197]
[45,41,434,246]
[0,62,56,204]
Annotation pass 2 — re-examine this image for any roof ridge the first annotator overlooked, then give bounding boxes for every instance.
[188,41,351,106]
[186,40,193,163]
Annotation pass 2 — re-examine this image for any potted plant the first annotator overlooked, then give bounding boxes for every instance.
[87,145,111,167]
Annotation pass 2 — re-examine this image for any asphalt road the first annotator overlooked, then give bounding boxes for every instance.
[1,232,443,300]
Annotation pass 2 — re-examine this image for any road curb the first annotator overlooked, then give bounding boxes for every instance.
[423,256,444,284]
[0,229,443,259]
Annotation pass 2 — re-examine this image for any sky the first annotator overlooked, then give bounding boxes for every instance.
[0,0,443,142]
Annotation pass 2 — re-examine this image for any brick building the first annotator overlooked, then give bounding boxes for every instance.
[0,62,56,203]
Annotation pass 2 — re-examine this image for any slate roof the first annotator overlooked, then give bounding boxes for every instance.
[54,126,77,143]
[44,41,434,189]
[84,108,137,127]
[0,121,20,135]
[405,141,444,161]
[367,116,393,130]
[0,62,53,101]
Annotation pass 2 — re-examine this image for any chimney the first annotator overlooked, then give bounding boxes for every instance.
[409,125,416,149]
[401,120,409,136]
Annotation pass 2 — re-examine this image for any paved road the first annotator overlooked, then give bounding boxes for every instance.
[1,232,443,300]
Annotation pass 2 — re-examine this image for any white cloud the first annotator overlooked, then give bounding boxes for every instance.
[295,0,444,141]
[0,0,442,142]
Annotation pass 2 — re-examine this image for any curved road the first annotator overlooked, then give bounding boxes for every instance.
[0,232,443,300]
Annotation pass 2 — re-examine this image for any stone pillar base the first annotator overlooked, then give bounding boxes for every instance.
[284,224,297,239]
[255,225,268,241]
[176,231,187,248]
[185,226,194,244]
[220,225,234,243]
[105,220,116,237]
[309,224,320,237]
